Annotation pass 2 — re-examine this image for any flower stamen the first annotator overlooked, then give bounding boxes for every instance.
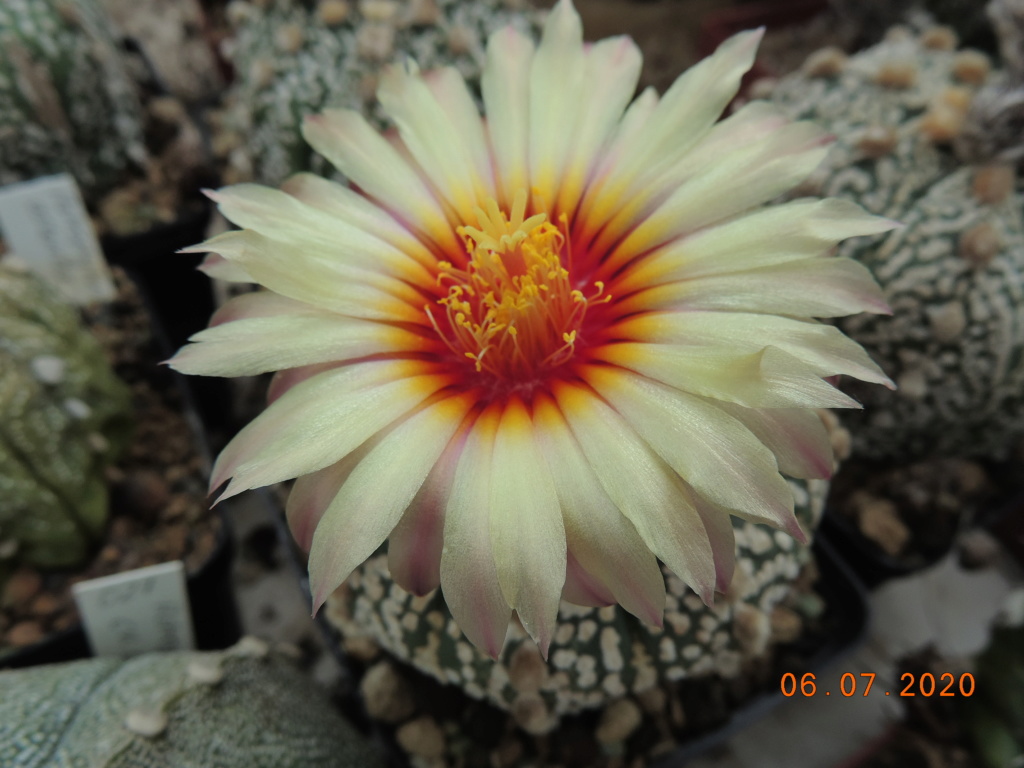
[428,190,610,384]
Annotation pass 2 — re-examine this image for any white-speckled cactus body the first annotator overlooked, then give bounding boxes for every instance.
[0,0,146,199]
[0,640,386,768]
[326,477,827,733]
[0,265,131,571]
[223,0,542,185]
[769,29,1024,461]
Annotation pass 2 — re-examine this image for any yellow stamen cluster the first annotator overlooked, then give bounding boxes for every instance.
[428,192,608,383]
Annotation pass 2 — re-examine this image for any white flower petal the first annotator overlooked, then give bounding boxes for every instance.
[489,399,565,657]
[308,392,476,610]
[597,120,832,268]
[169,313,433,377]
[280,172,440,269]
[583,365,800,542]
[533,393,665,625]
[554,381,716,603]
[301,109,459,253]
[387,426,465,596]
[713,403,834,481]
[196,253,252,282]
[528,0,586,209]
[267,362,342,405]
[286,448,366,553]
[482,25,535,206]
[440,406,512,658]
[593,342,862,409]
[579,28,762,235]
[554,35,643,217]
[211,360,454,501]
[207,184,435,286]
[614,197,898,292]
[377,63,494,221]
[619,257,891,318]
[562,551,615,607]
[194,230,427,323]
[613,311,893,387]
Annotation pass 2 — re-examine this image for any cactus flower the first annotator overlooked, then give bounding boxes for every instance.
[170,0,896,658]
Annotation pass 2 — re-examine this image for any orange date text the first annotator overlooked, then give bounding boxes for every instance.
[779,672,975,698]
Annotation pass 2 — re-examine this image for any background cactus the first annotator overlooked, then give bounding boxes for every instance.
[767,26,1024,461]
[218,0,541,186]
[0,639,385,768]
[0,0,146,200]
[326,475,829,733]
[0,263,132,574]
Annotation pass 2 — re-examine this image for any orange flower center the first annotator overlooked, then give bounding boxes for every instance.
[428,191,609,387]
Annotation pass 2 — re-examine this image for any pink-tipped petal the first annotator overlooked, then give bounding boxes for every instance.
[308,392,476,611]
[533,393,666,627]
[440,406,512,659]
[388,425,467,596]
[554,382,716,606]
[562,551,616,607]
[488,398,565,658]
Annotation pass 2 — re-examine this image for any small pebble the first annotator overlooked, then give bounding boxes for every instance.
[802,47,846,78]
[124,708,168,738]
[959,222,1002,267]
[874,60,917,89]
[274,23,305,54]
[771,605,803,643]
[187,658,225,685]
[361,662,416,722]
[122,470,171,515]
[511,693,557,735]
[356,22,395,61]
[858,499,910,556]
[595,698,643,744]
[318,0,350,26]
[342,635,381,662]
[972,165,1015,205]
[952,51,991,86]
[395,716,446,758]
[856,125,899,158]
[232,635,270,658]
[2,569,42,608]
[7,621,45,647]
[921,26,957,50]
[508,643,548,693]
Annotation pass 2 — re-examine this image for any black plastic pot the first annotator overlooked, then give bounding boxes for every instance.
[102,205,234,444]
[818,505,953,590]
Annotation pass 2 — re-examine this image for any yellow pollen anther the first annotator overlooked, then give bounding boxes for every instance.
[427,191,609,381]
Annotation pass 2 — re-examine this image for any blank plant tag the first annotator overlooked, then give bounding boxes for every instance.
[0,174,115,304]
[72,561,196,657]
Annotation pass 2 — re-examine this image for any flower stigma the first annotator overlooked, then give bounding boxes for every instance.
[427,190,610,393]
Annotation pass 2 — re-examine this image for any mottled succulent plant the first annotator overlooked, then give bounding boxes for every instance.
[219,0,541,185]
[0,638,385,768]
[325,476,828,732]
[0,263,131,574]
[0,0,146,200]
[769,26,1024,461]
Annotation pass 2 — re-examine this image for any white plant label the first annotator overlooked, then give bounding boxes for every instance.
[0,174,115,304]
[72,561,196,657]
